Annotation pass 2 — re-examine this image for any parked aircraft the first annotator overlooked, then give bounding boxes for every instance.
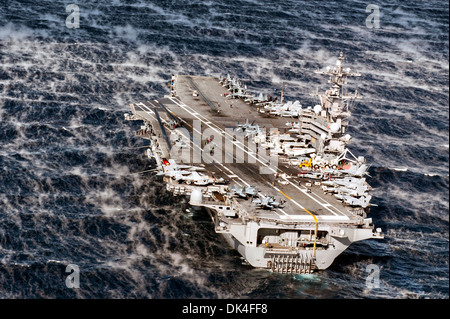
[252,195,282,209]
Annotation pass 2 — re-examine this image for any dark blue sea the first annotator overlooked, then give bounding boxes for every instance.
[0,0,448,299]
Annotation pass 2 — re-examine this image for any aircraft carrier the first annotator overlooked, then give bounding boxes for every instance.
[125,53,383,273]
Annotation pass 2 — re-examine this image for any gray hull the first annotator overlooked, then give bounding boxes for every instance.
[204,207,376,273]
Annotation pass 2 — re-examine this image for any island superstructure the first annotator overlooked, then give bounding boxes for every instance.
[125,53,383,273]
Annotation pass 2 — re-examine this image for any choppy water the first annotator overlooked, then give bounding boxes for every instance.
[0,1,448,299]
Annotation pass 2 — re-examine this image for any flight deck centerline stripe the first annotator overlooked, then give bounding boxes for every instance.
[278,190,292,200]
[168,96,348,219]
[306,207,319,257]
[303,208,318,223]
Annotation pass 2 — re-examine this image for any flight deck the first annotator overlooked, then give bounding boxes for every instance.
[133,75,359,223]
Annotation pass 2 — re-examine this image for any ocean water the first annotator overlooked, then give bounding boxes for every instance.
[0,0,448,299]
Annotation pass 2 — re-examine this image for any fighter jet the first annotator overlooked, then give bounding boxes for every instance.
[298,171,324,180]
[220,74,232,87]
[230,184,258,198]
[281,141,307,152]
[219,74,230,86]
[322,177,371,189]
[323,184,371,197]
[323,163,370,178]
[281,109,300,118]
[252,195,282,209]
[157,159,206,179]
[227,77,242,90]
[280,101,302,117]
[177,171,217,185]
[236,119,259,132]
[167,119,180,129]
[227,87,252,100]
[286,121,301,130]
[284,147,316,157]
[224,77,246,95]
[260,101,283,114]
[260,100,302,117]
[335,194,372,208]
[256,97,278,108]
[245,92,268,104]
[165,167,224,185]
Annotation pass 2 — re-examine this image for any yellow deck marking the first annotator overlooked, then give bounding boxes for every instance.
[278,190,318,257]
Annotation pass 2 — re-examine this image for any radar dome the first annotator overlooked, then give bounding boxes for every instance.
[314,105,322,114]
[330,122,340,133]
[190,189,203,205]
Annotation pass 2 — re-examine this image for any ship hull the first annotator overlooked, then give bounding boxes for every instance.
[203,207,352,273]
